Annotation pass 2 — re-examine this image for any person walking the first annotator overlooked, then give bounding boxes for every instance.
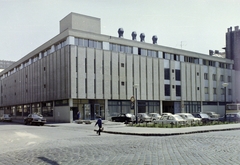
[95,116,103,135]
[77,111,81,120]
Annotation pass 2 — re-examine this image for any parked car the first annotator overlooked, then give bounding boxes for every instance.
[205,111,220,119]
[175,113,200,125]
[219,113,240,122]
[161,113,173,116]
[137,113,152,123]
[154,114,186,126]
[148,113,161,121]
[192,113,211,123]
[111,113,136,123]
[24,114,46,126]
[0,114,12,122]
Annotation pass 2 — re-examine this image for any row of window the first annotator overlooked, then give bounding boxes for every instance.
[75,38,102,49]
[204,73,232,82]
[205,87,232,95]
[0,36,232,81]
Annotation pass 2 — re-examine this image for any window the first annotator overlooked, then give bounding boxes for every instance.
[204,87,208,94]
[165,84,170,96]
[213,88,217,94]
[212,74,216,81]
[175,70,181,81]
[228,76,231,82]
[121,63,124,67]
[221,88,225,95]
[228,89,232,95]
[176,85,181,96]
[164,69,170,80]
[121,82,125,86]
[220,75,224,81]
[204,73,208,80]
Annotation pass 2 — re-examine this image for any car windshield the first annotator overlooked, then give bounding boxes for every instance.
[32,114,42,117]
[186,114,194,119]
[141,113,148,117]
[200,114,209,118]
[174,115,183,120]
[4,114,10,117]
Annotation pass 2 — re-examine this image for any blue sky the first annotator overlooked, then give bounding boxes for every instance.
[0,0,239,61]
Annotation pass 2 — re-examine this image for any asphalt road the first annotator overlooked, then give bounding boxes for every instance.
[1,122,240,165]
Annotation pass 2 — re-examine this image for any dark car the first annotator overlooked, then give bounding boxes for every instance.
[219,113,240,122]
[192,113,211,123]
[24,114,46,126]
[111,113,136,123]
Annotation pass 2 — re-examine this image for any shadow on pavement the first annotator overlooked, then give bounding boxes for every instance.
[38,156,59,165]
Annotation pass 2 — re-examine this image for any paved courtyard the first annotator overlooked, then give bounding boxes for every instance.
[0,122,240,165]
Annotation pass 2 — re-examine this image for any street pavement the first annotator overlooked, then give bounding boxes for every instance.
[1,120,240,164]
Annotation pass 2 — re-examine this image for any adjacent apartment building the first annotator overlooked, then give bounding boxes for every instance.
[0,13,237,122]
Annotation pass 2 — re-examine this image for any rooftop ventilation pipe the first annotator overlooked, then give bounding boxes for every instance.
[152,35,158,44]
[118,28,124,38]
[209,50,214,56]
[132,31,137,40]
[140,33,145,42]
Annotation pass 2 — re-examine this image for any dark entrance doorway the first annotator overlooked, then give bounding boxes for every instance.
[72,107,79,120]
[162,101,174,114]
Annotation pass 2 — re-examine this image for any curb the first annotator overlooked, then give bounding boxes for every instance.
[103,127,240,136]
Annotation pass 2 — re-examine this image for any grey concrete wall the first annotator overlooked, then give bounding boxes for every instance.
[54,106,71,123]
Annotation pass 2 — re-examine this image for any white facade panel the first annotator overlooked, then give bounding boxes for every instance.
[70,46,77,98]
[133,55,140,99]
[77,47,86,98]
[159,59,165,100]
[126,54,133,99]
[95,49,103,99]
[153,58,159,100]
[195,65,201,101]
[191,64,196,101]
[112,52,119,99]
[86,48,95,99]
[147,57,153,100]
[103,51,111,99]
[119,53,126,99]
[170,61,176,100]
[103,42,109,50]
[208,66,215,101]
[140,57,146,100]
[200,66,205,101]
[133,47,138,55]
[186,64,191,101]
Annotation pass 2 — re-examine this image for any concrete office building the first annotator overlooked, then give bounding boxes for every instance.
[0,13,236,122]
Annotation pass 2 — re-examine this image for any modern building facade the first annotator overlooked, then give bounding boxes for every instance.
[0,13,236,122]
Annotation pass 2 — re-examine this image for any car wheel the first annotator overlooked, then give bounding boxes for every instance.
[140,119,143,123]
[24,120,28,125]
[29,121,32,125]
[41,123,44,126]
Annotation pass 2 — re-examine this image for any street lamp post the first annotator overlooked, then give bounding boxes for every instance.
[222,83,229,122]
[133,84,138,124]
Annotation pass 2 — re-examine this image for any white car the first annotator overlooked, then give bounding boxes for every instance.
[0,114,12,122]
[175,113,201,125]
[148,113,161,121]
[137,113,152,123]
[161,113,173,116]
[154,114,186,126]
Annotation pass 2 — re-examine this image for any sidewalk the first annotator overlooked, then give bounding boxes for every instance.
[12,119,240,136]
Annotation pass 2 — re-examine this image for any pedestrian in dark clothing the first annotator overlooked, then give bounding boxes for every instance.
[95,116,102,135]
